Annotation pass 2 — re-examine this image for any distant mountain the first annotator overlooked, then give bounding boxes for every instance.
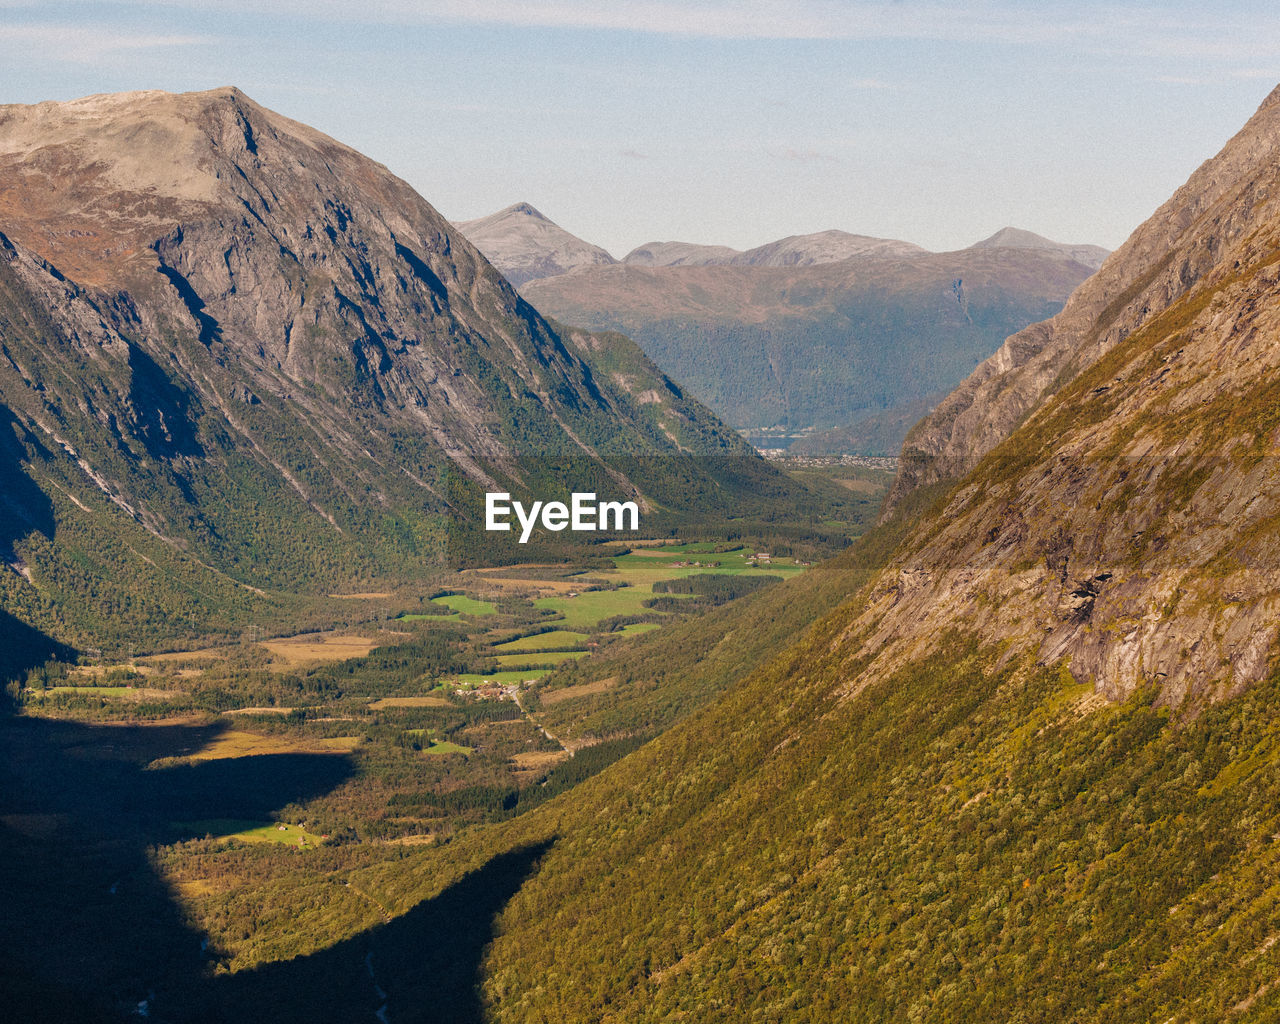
[0,88,791,654]
[623,229,927,268]
[452,202,618,287]
[621,240,741,267]
[968,225,1110,270]
[522,249,1095,449]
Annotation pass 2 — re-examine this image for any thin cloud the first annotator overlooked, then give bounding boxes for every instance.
[89,1,1280,51]
[0,23,211,63]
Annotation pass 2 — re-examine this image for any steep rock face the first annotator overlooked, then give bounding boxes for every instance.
[452,202,618,287]
[858,85,1280,705]
[0,88,761,649]
[888,84,1280,512]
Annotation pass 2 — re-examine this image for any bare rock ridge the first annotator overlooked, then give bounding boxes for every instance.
[452,202,618,288]
[861,81,1280,706]
[887,82,1280,513]
[621,229,929,268]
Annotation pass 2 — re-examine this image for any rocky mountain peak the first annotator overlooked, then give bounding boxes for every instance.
[0,87,763,646]
[453,203,617,288]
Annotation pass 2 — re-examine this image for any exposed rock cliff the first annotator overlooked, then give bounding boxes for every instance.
[888,84,1280,514]
[866,83,1280,705]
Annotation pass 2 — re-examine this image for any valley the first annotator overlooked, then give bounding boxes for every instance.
[5,66,1280,1024]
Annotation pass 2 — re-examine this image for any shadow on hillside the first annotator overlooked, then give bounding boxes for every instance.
[0,715,553,1022]
[0,716,353,1021]
[0,608,75,708]
[200,838,555,1023]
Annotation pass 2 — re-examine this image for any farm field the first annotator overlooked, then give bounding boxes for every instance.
[184,730,361,760]
[260,635,383,667]
[492,630,590,652]
[176,819,327,847]
[423,739,472,756]
[431,594,498,616]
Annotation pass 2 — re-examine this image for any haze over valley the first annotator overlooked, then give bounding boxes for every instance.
[458,202,1106,453]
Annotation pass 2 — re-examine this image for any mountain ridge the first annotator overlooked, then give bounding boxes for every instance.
[0,87,781,652]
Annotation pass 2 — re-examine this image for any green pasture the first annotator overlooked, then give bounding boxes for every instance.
[424,740,472,756]
[430,594,497,616]
[492,629,589,652]
[611,622,660,637]
[176,819,325,846]
[452,669,551,686]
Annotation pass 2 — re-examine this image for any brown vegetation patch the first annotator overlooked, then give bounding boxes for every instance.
[508,750,572,771]
[260,634,380,666]
[539,677,617,706]
[465,576,582,594]
[830,476,885,495]
[186,730,360,760]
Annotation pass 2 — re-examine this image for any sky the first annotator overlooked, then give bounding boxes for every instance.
[1,1,1278,257]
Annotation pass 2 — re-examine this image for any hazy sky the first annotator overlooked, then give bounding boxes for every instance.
[1,1,1278,256]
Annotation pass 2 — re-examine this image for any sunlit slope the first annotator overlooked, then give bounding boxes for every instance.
[327,86,1280,1022]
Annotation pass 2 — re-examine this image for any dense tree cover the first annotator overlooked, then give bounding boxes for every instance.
[648,572,782,611]
[342,632,1280,1023]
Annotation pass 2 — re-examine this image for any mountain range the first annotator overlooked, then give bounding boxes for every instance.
[456,204,1107,450]
[0,88,795,657]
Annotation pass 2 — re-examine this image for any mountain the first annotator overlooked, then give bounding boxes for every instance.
[622,229,927,267]
[620,240,741,267]
[0,88,786,655]
[888,87,1280,514]
[521,249,1094,443]
[318,85,1280,1021]
[452,202,618,287]
[969,225,1110,270]
[450,208,1104,451]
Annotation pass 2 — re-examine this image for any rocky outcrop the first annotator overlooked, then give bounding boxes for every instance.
[886,83,1280,516]
[858,83,1280,705]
